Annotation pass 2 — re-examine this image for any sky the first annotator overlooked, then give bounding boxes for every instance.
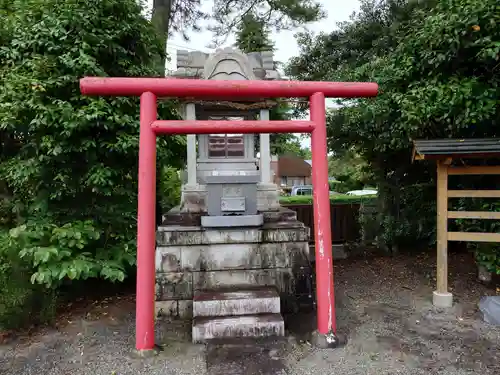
[145,0,361,149]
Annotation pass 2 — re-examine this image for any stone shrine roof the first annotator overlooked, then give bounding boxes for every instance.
[171,47,281,81]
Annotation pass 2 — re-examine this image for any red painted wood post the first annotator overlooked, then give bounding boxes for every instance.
[310,92,337,335]
[150,120,315,135]
[136,92,157,351]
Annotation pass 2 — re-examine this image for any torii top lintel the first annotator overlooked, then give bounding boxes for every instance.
[79,77,378,99]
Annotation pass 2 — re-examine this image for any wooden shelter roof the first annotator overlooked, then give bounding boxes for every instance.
[412,138,500,160]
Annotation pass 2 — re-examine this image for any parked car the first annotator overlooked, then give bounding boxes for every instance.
[291,185,340,196]
[291,185,313,196]
[345,189,378,196]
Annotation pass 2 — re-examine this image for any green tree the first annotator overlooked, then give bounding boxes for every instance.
[0,0,184,311]
[152,0,325,70]
[278,137,311,159]
[287,0,500,250]
[235,13,275,53]
[328,149,374,193]
[233,10,311,157]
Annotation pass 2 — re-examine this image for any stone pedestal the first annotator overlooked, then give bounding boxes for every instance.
[155,222,311,319]
[180,184,207,213]
[432,291,453,308]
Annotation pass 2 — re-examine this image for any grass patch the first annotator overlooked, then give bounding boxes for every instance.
[279,194,376,205]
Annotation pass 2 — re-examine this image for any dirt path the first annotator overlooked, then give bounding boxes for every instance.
[1,251,499,375]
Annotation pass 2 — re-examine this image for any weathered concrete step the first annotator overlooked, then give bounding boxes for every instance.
[193,287,281,317]
[192,313,285,343]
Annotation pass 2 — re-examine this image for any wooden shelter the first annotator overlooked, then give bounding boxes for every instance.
[412,138,500,308]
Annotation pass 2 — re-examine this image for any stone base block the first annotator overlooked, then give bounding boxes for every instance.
[156,266,313,318]
[155,300,193,319]
[311,330,347,349]
[157,223,310,246]
[201,214,263,228]
[130,347,161,358]
[192,269,295,294]
[155,223,312,318]
[192,313,284,343]
[162,207,299,227]
[257,183,280,212]
[193,287,280,317]
[162,206,204,227]
[156,242,309,273]
[432,291,453,308]
[477,264,493,284]
[180,184,207,213]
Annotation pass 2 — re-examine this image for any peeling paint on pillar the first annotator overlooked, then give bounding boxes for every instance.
[310,92,337,335]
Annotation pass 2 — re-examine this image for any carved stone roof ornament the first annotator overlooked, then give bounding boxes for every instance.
[172,47,280,108]
[171,47,280,81]
[203,47,257,80]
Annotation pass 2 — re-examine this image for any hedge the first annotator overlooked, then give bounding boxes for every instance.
[279,194,376,205]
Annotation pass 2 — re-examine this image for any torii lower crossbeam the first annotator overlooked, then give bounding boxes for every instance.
[79,77,378,352]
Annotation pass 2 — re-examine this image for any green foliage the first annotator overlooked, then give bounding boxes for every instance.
[210,0,325,46]
[287,0,500,250]
[454,188,500,274]
[159,166,182,212]
[279,194,376,205]
[235,13,275,53]
[8,220,135,288]
[232,6,311,157]
[474,243,500,275]
[151,0,325,68]
[0,0,184,328]
[329,150,374,193]
[0,229,57,329]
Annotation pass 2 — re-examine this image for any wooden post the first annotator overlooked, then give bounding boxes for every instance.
[434,160,453,307]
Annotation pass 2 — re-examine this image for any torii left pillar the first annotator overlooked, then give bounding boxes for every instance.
[80,77,378,354]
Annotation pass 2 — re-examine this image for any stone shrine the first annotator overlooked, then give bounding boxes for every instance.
[155,47,312,343]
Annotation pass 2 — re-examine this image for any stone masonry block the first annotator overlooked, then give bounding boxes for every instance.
[155,247,181,272]
[193,287,281,317]
[180,188,207,213]
[192,268,295,295]
[155,300,193,319]
[155,300,177,317]
[192,314,284,343]
[156,271,193,300]
[156,225,309,246]
[181,243,289,271]
[156,241,309,273]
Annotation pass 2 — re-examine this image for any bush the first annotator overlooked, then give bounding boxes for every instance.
[375,182,437,252]
[0,0,183,330]
[159,167,182,213]
[0,230,57,330]
[279,194,376,205]
[455,197,500,275]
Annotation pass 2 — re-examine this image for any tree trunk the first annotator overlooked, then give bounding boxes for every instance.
[151,0,172,74]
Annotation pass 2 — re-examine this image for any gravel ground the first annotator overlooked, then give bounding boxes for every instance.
[1,251,499,375]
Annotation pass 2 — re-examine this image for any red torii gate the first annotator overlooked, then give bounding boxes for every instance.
[79,77,378,352]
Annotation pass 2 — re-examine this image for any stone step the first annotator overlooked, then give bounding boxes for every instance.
[192,313,284,343]
[193,287,281,317]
